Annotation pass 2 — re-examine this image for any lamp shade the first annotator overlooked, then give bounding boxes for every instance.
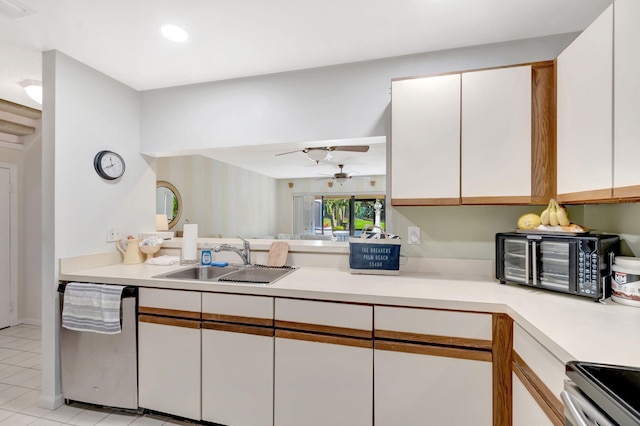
[156,214,169,231]
[307,148,328,163]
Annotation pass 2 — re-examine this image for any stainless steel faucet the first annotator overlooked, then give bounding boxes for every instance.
[213,237,251,265]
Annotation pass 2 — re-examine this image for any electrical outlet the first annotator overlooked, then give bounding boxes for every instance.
[107,226,122,242]
[408,226,421,245]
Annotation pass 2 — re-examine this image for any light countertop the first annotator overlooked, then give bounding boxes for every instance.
[59,258,640,369]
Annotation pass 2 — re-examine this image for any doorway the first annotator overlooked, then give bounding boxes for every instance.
[0,164,17,328]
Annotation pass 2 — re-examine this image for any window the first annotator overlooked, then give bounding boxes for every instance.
[292,194,385,239]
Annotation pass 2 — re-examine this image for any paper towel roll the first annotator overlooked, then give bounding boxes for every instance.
[181,224,198,262]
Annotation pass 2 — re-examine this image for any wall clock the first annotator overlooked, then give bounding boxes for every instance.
[93,150,126,180]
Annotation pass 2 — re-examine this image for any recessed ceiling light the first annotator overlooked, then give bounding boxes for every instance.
[160,24,188,42]
[19,79,42,104]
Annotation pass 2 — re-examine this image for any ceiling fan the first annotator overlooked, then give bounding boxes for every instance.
[322,164,368,185]
[276,145,369,163]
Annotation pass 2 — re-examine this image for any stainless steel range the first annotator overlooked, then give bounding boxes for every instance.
[564,361,640,425]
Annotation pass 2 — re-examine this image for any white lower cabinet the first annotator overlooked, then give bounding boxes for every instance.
[373,306,493,425]
[512,324,565,426]
[512,372,556,426]
[138,319,201,420]
[273,298,373,426]
[375,348,493,426]
[274,336,373,426]
[201,293,274,426]
[137,288,202,421]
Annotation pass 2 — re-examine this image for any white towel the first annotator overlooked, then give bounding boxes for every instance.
[145,255,180,265]
[62,282,125,334]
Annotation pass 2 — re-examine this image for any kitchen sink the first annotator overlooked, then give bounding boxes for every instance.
[153,264,297,285]
[154,265,239,281]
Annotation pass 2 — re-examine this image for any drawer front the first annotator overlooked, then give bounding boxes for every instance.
[375,306,492,341]
[139,288,201,318]
[513,324,565,399]
[275,299,372,338]
[202,293,273,326]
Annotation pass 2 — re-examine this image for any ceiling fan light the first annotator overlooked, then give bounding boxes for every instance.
[335,177,348,185]
[307,148,328,163]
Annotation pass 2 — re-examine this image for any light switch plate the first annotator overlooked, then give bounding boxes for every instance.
[408,226,421,245]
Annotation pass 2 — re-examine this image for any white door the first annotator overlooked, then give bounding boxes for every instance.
[0,166,12,329]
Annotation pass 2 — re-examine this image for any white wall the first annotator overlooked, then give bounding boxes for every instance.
[141,33,580,259]
[0,131,42,325]
[20,125,42,324]
[40,50,156,409]
[140,34,578,154]
[584,203,640,256]
[156,156,278,238]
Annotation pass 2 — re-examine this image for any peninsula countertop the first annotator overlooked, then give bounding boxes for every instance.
[58,254,640,370]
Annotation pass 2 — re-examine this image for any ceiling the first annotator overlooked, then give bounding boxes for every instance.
[0,0,612,178]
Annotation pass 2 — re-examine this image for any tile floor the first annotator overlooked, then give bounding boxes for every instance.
[0,325,197,426]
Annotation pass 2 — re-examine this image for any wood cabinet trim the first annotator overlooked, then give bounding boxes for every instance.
[201,313,272,327]
[139,306,201,320]
[492,313,514,426]
[202,321,274,337]
[139,314,201,329]
[274,320,372,339]
[531,62,556,200]
[461,196,533,205]
[391,61,554,83]
[374,340,491,362]
[374,329,492,350]
[613,184,640,200]
[275,329,372,349]
[557,188,613,204]
[391,197,460,206]
[512,351,563,426]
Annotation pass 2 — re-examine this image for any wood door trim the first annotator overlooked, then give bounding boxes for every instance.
[374,329,492,350]
[492,313,513,426]
[275,330,372,349]
[201,312,272,327]
[461,196,533,205]
[613,184,640,200]
[202,321,274,337]
[138,306,201,320]
[512,351,563,426]
[138,314,201,329]
[391,197,460,206]
[374,340,491,362]
[531,61,556,200]
[391,61,554,83]
[274,320,372,339]
[556,188,613,204]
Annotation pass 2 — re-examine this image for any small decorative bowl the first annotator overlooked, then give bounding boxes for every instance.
[139,244,162,261]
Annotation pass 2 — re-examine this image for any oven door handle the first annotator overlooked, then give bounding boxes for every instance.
[532,241,537,286]
[525,241,530,284]
[561,390,590,426]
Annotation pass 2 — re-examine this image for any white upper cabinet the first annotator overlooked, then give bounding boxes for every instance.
[461,66,532,202]
[556,5,613,202]
[613,0,640,198]
[391,74,461,205]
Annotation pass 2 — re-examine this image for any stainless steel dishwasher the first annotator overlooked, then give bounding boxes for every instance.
[58,283,138,410]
